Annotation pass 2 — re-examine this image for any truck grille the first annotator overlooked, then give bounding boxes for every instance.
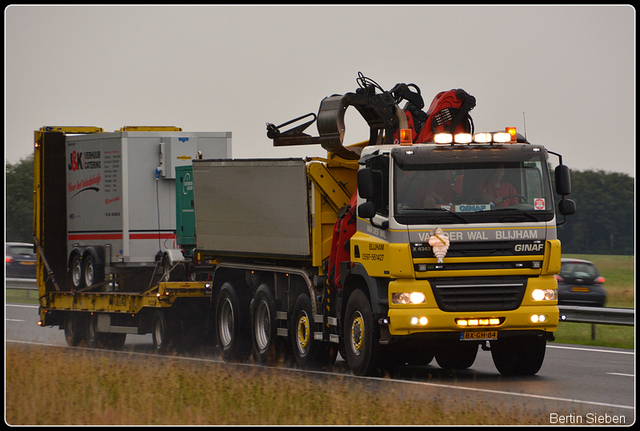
[429,276,527,312]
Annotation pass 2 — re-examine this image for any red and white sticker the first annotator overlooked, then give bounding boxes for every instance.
[534,198,545,210]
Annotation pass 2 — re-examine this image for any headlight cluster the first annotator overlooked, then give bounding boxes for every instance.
[392,292,426,305]
[532,288,557,301]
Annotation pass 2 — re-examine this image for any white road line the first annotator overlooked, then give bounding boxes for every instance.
[607,372,634,377]
[548,344,634,355]
[6,303,39,309]
[6,319,25,322]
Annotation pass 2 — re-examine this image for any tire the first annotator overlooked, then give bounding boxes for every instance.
[435,342,478,370]
[83,254,103,288]
[491,336,546,376]
[251,284,278,364]
[291,293,337,370]
[343,289,379,376]
[216,281,251,362]
[64,313,85,346]
[70,254,84,290]
[152,310,177,353]
[85,313,104,348]
[84,313,125,349]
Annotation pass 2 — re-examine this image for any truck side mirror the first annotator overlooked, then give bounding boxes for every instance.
[357,168,375,199]
[358,201,376,219]
[555,165,571,196]
[558,198,576,216]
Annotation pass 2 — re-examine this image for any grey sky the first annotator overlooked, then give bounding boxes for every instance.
[5,5,635,176]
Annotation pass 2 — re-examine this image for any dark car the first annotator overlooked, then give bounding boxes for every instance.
[556,258,606,307]
[5,242,37,279]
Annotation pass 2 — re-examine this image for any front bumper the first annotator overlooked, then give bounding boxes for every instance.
[388,304,559,335]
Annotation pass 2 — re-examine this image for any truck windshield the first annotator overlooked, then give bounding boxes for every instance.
[394,157,555,225]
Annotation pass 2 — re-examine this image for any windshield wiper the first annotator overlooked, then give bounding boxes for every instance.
[401,207,469,224]
[492,207,542,222]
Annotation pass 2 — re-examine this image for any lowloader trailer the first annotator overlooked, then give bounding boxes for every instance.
[36,75,575,376]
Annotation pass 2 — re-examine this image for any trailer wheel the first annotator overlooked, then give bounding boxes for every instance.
[85,313,106,348]
[64,313,85,346]
[435,342,478,370]
[292,293,337,370]
[251,284,277,364]
[216,282,251,362]
[343,289,379,376]
[70,254,84,290]
[152,310,177,353]
[491,336,546,376]
[83,254,103,288]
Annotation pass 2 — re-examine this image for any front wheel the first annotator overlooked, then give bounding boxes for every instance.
[491,336,546,376]
[343,289,379,376]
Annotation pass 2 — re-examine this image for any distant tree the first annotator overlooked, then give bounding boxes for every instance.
[6,153,34,243]
[556,169,634,255]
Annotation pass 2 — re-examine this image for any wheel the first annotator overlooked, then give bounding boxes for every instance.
[152,309,177,353]
[491,336,546,376]
[435,342,478,370]
[83,254,103,288]
[64,313,85,346]
[291,293,337,370]
[70,254,84,290]
[216,281,251,362]
[162,254,186,282]
[343,289,379,376]
[251,284,278,364]
[85,313,106,348]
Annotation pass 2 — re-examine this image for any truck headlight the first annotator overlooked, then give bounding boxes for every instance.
[392,292,426,304]
[532,289,557,301]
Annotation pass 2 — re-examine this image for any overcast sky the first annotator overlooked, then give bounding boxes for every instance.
[5,5,635,176]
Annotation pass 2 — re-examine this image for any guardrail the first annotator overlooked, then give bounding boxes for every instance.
[6,278,38,299]
[558,305,635,326]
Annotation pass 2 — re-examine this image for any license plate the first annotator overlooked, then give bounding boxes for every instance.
[571,286,590,292]
[460,331,498,341]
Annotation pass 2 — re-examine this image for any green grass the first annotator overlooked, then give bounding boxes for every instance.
[6,288,40,305]
[5,345,550,425]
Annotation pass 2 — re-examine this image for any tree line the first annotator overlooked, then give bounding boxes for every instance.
[5,153,635,255]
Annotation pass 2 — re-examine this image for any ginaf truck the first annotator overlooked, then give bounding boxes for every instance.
[36,75,575,376]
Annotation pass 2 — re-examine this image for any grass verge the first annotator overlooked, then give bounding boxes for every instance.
[6,345,552,426]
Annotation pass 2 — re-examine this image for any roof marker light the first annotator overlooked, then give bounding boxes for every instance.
[434,133,453,144]
[473,133,492,143]
[493,132,511,143]
[454,133,473,144]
